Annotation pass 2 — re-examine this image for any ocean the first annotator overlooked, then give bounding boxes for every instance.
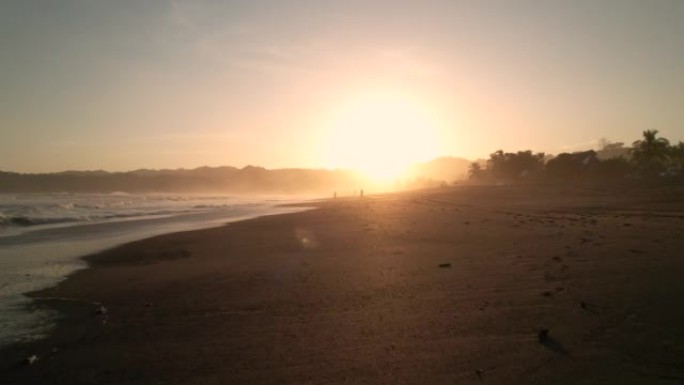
[0,193,312,348]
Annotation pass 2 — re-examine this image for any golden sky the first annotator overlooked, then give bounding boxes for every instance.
[1,0,683,174]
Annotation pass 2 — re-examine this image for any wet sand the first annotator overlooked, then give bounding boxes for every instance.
[2,183,684,384]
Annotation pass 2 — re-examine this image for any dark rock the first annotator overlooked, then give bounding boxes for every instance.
[538,329,549,343]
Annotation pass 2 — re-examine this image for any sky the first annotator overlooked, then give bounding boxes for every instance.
[1,0,683,173]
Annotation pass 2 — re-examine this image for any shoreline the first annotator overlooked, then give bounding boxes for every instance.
[0,201,318,365]
[2,184,684,384]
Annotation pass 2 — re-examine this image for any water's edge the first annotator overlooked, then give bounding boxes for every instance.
[0,202,317,369]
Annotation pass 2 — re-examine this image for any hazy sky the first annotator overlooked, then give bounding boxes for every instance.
[1,0,683,173]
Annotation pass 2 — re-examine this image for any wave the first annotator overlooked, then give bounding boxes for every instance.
[0,215,80,228]
[0,193,259,236]
[192,204,232,209]
[0,209,203,230]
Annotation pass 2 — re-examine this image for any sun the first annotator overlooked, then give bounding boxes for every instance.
[321,91,444,181]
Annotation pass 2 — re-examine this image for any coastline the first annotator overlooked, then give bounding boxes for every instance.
[0,198,314,353]
[2,184,684,384]
[0,200,324,380]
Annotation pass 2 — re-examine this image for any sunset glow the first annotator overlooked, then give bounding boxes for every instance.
[321,92,444,181]
[1,3,683,383]
[0,1,682,174]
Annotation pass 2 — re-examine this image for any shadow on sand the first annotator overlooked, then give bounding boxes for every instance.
[541,335,569,356]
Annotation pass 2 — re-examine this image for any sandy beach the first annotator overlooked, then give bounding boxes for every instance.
[2,183,684,384]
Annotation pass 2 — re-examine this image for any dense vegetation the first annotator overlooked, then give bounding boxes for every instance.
[469,130,684,182]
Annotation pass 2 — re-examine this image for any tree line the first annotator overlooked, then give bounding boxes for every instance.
[469,130,684,182]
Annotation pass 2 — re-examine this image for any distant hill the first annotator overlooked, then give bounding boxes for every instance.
[0,157,477,194]
[0,166,371,194]
[405,157,471,183]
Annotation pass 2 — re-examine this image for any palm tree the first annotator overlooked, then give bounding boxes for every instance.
[631,130,670,176]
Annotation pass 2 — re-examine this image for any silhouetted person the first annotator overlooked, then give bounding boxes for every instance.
[360,189,364,198]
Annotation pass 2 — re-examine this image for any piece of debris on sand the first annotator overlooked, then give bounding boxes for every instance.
[538,328,549,343]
